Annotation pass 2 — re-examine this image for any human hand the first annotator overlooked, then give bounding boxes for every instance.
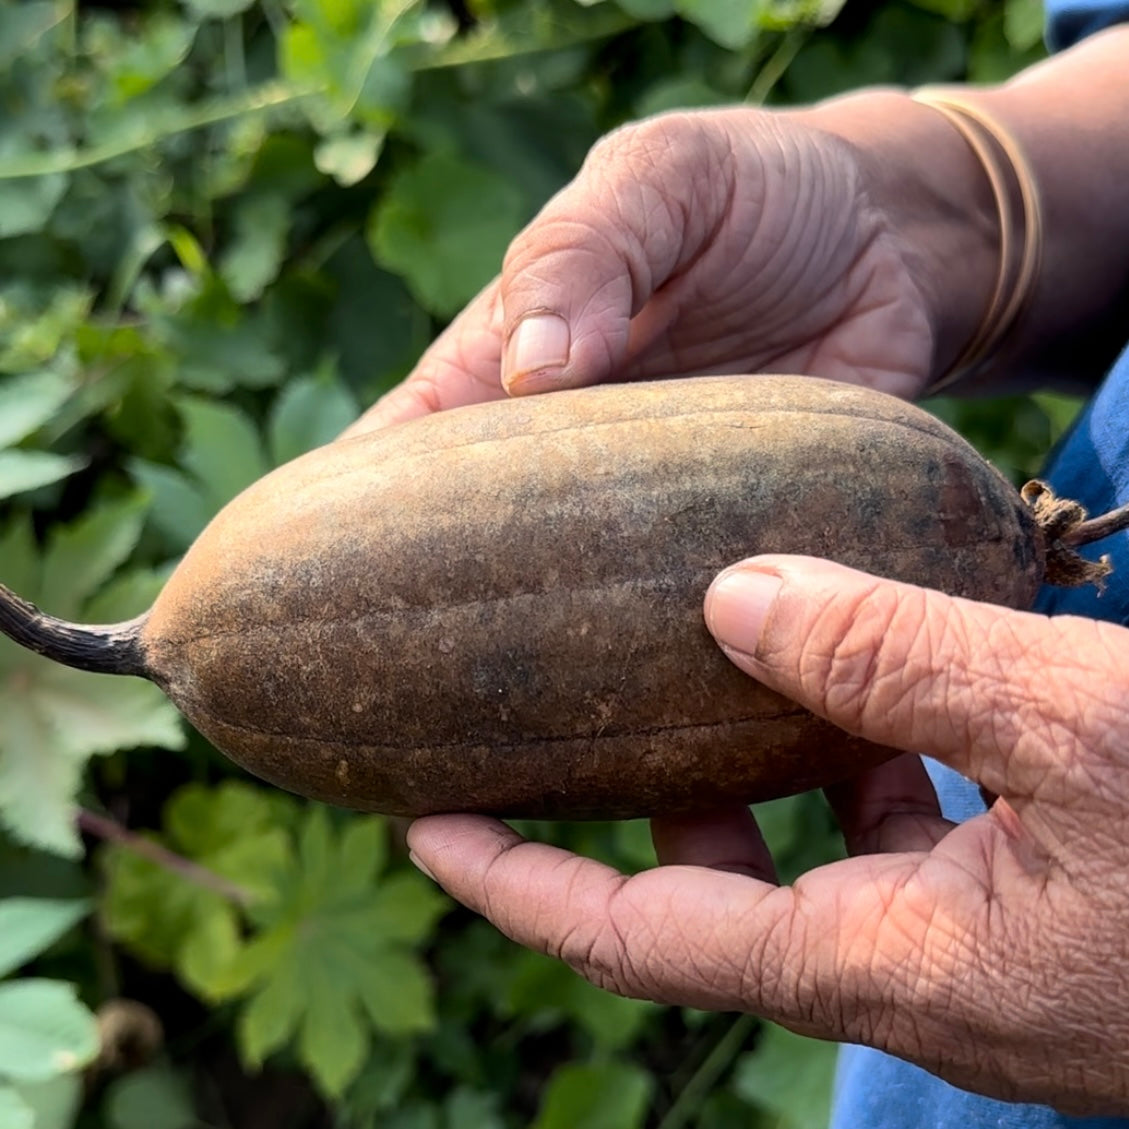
[407,556,1129,1114]
[349,103,960,435]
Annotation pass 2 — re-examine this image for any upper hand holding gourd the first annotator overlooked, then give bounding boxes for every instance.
[348,106,941,434]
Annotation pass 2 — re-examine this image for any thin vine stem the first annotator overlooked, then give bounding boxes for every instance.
[656,1013,758,1129]
[77,808,255,908]
[0,81,318,182]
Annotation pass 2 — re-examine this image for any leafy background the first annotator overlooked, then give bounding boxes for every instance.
[0,0,1077,1126]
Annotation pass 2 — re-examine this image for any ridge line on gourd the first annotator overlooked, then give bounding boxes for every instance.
[0,376,1122,820]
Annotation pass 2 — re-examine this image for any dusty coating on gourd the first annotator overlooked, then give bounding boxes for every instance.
[137,376,1042,819]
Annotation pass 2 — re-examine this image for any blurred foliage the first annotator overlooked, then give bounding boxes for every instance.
[0,0,1076,1125]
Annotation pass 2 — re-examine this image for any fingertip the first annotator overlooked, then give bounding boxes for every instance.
[405,813,520,869]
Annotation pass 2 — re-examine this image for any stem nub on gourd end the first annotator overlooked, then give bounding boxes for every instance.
[1022,480,1129,590]
[0,583,148,677]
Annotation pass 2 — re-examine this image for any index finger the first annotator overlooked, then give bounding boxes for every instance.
[404,810,1034,1100]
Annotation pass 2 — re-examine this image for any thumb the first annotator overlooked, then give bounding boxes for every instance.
[702,556,1121,808]
[499,117,725,395]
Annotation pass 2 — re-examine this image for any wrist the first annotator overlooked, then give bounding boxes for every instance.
[796,89,1001,394]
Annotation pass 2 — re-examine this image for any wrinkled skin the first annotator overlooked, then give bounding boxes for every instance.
[347,109,936,437]
[350,108,1129,1113]
[409,561,1129,1114]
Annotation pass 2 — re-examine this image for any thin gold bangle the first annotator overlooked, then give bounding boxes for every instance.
[911,89,1044,396]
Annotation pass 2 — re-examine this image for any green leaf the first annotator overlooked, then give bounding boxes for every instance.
[504,950,654,1050]
[127,461,214,554]
[219,194,292,303]
[341,1041,415,1120]
[314,132,386,187]
[530,1061,653,1129]
[175,396,271,508]
[0,452,87,502]
[634,76,728,117]
[164,780,295,862]
[103,1066,196,1129]
[10,1074,84,1129]
[0,176,68,241]
[614,0,676,18]
[0,502,184,856]
[325,237,428,401]
[84,569,169,624]
[443,1088,504,1129]
[100,848,235,972]
[0,2,61,69]
[0,520,39,609]
[1032,392,1084,445]
[0,289,92,376]
[0,980,98,1081]
[110,17,196,101]
[0,898,90,979]
[355,948,435,1036]
[160,298,286,394]
[179,902,243,999]
[298,974,370,1098]
[1004,0,1045,50]
[102,785,292,993]
[39,494,149,619]
[0,373,74,450]
[0,668,186,856]
[675,0,758,49]
[212,808,442,1096]
[184,0,257,18]
[367,872,447,944]
[908,0,979,20]
[268,367,358,465]
[239,965,303,1066]
[369,153,526,318]
[0,1086,33,1129]
[733,1023,838,1129]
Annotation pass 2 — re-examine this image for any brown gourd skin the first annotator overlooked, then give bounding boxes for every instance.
[129,375,1042,820]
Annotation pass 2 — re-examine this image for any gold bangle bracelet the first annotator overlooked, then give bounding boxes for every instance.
[911,89,1044,396]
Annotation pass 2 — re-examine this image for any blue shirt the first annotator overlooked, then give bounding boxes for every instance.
[830,6,1129,1125]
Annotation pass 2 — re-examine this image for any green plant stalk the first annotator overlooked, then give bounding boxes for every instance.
[656,1013,759,1129]
[747,28,810,105]
[0,81,319,181]
[77,808,255,908]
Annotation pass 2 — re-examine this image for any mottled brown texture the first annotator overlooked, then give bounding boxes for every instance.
[126,375,1043,819]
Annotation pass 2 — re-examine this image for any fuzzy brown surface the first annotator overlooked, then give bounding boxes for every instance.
[140,376,1043,819]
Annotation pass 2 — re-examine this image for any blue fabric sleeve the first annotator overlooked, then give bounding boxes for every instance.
[1045,0,1129,48]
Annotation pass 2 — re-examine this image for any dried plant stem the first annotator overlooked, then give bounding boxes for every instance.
[77,808,255,908]
[1062,501,1129,548]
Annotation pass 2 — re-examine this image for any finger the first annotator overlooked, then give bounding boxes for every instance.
[824,754,952,856]
[703,556,1129,811]
[651,805,777,882]
[499,115,732,395]
[404,812,1005,1062]
[342,284,507,438]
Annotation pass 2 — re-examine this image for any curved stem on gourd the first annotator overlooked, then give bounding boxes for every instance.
[0,584,148,677]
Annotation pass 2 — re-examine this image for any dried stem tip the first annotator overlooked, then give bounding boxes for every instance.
[1021,480,1129,590]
